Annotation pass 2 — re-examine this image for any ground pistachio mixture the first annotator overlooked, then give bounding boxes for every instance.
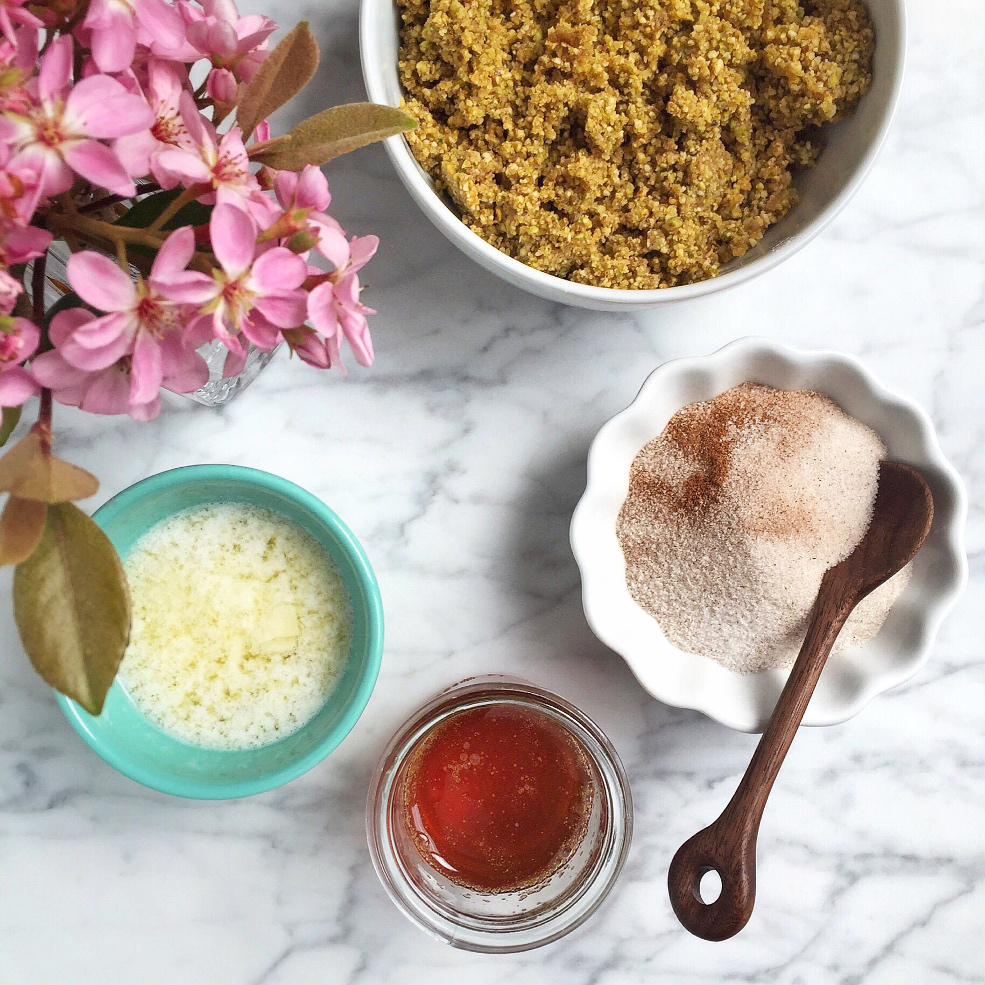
[397,0,874,289]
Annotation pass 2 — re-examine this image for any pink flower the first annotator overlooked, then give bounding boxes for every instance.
[0,267,20,314]
[305,235,378,374]
[0,0,41,46]
[155,203,307,374]
[283,325,329,369]
[0,314,39,405]
[59,231,208,406]
[83,0,185,73]
[0,36,154,197]
[179,0,275,73]
[0,223,51,265]
[0,24,37,113]
[0,137,44,225]
[206,67,237,104]
[32,309,161,419]
[114,60,195,182]
[274,165,331,213]
[154,94,272,220]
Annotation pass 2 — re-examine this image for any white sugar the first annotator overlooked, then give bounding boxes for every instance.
[617,384,911,673]
[118,503,351,749]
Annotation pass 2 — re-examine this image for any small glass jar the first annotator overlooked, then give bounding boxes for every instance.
[366,677,633,952]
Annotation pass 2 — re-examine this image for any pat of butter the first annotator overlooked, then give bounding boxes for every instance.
[260,604,300,655]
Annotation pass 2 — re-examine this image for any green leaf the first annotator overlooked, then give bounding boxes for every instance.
[250,103,417,171]
[0,432,99,503]
[237,20,319,139]
[116,188,212,232]
[0,405,21,448]
[14,502,131,715]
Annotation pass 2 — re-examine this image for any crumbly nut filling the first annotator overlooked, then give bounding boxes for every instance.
[397,0,874,289]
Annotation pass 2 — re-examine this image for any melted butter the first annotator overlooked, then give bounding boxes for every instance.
[118,502,350,749]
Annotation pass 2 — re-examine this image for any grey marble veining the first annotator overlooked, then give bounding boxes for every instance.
[1,0,983,981]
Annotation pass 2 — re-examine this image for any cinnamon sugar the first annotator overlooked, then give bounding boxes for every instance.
[616,384,911,673]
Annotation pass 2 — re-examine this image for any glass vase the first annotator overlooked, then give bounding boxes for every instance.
[38,241,276,408]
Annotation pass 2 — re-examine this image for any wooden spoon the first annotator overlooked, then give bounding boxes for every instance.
[667,461,934,942]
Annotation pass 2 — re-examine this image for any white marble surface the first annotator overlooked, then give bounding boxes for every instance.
[1,0,983,981]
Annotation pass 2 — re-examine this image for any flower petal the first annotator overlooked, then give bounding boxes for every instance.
[187,18,238,58]
[114,129,158,179]
[347,235,379,274]
[71,310,133,348]
[151,226,195,279]
[312,220,350,271]
[30,351,90,406]
[134,0,185,46]
[222,346,248,378]
[48,308,96,348]
[80,365,134,416]
[307,281,340,337]
[0,366,40,406]
[287,328,330,368]
[38,36,71,104]
[253,289,307,329]
[3,226,53,265]
[61,327,133,371]
[66,77,154,138]
[240,311,281,350]
[62,140,137,197]
[159,332,209,393]
[295,165,331,211]
[153,147,212,188]
[10,145,73,198]
[250,247,306,292]
[129,331,163,405]
[153,270,218,305]
[7,318,40,361]
[178,90,211,150]
[127,395,161,421]
[210,203,256,278]
[88,11,137,73]
[67,252,137,312]
[182,313,217,349]
[339,305,374,367]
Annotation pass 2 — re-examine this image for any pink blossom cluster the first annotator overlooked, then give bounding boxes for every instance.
[0,0,378,420]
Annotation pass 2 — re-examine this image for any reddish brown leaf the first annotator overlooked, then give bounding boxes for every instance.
[0,496,45,565]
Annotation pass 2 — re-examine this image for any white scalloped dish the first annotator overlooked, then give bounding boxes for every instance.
[570,339,967,733]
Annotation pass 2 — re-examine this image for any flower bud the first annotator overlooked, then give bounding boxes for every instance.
[287,229,319,254]
[284,328,331,369]
[207,68,238,104]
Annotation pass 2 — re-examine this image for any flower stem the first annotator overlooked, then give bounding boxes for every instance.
[49,212,216,275]
[116,239,129,272]
[147,185,203,233]
[37,389,53,456]
[79,183,162,215]
[31,248,46,326]
[31,250,52,455]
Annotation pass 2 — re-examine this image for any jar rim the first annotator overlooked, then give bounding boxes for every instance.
[366,677,633,952]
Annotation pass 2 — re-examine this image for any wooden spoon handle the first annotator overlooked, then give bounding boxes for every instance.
[667,574,854,941]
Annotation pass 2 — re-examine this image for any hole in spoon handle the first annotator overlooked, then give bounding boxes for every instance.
[667,813,759,942]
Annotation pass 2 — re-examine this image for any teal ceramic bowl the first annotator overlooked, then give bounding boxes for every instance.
[55,465,384,799]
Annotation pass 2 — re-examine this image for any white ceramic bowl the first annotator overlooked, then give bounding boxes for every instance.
[360,0,906,310]
[570,339,967,732]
